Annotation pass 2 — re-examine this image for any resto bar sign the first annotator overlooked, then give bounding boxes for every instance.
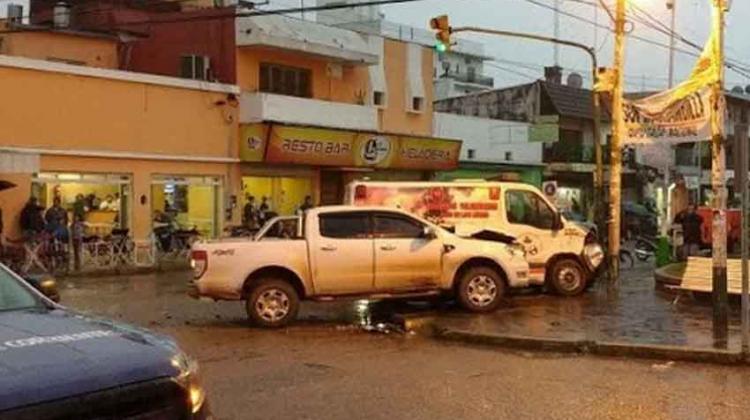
[254,124,461,170]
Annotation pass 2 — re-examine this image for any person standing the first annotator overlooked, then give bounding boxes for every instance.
[45,196,69,241]
[20,197,45,237]
[259,196,271,224]
[243,196,259,229]
[73,194,87,221]
[675,204,703,258]
[297,195,314,215]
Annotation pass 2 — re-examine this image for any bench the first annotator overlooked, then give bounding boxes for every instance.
[680,257,750,294]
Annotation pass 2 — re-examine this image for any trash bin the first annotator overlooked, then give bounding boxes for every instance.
[655,236,672,268]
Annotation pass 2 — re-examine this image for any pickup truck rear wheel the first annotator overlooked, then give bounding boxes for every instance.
[246,279,299,328]
[456,267,506,313]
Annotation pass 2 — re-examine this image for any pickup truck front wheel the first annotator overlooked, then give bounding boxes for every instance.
[456,267,506,313]
[246,279,300,328]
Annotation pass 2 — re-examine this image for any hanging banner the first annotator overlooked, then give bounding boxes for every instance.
[623,4,722,145]
[624,88,713,144]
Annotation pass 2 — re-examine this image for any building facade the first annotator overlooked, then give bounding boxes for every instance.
[0,55,239,243]
[3,0,462,240]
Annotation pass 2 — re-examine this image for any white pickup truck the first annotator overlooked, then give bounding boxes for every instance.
[189,206,530,327]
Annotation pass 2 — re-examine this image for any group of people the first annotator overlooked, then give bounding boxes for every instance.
[19,193,121,241]
[241,195,314,230]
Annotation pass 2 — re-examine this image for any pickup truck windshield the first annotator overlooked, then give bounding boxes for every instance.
[0,266,41,312]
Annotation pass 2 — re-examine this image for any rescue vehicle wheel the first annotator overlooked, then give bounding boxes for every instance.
[548,258,587,296]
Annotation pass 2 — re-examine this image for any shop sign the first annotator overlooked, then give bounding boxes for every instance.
[249,124,461,170]
[529,115,559,143]
[395,136,461,170]
[239,124,268,162]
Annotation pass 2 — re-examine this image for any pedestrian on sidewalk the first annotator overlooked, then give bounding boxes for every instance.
[20,197,45,238]
[45,196,69,242]
[675,203,703,258]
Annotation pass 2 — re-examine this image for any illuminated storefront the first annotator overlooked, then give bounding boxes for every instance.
[32,172,132,236]
[150,175,222,238]
[239,123,462,212]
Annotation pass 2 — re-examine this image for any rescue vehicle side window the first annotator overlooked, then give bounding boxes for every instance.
[505,190,556,230]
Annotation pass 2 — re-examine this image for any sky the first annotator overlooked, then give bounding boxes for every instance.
[378,0,750,91]
[2,0,749,91]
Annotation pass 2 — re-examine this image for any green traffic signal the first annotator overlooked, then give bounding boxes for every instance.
[435,42,448,53]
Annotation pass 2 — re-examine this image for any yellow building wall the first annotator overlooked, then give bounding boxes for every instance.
[236,47,370,105]
[0,31,119,69]
[0,64,238,159]
[235,41,433,136]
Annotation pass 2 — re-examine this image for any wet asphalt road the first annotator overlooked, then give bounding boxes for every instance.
[60,271,750,420]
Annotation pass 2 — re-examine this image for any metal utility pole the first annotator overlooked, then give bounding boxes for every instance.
[710,0,728,348]
[608,0,626,282]
[736,123,749,354]
[554,0,561,66]
[667,0,677,88]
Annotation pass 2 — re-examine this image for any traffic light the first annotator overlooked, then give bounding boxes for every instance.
[430,15,451,53]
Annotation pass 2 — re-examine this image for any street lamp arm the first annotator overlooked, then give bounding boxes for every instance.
[450,27,597,68]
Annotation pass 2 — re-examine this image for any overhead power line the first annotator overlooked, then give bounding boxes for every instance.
[521,0,750,81]
[0,0,436,31]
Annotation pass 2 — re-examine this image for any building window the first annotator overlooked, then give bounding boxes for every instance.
[467,149,476,160]
[373,91,386,107]
[411,96,425,113]
[180,55,211,81]
[260,63,312,98]
[505,151,513,161]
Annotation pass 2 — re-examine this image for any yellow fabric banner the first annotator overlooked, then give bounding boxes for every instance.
[623,3,722,145]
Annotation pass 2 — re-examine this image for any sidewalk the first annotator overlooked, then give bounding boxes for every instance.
[431,265,746,363]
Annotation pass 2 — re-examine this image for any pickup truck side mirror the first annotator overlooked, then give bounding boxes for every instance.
[553,213,564,231]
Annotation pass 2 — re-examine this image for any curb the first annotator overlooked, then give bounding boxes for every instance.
[434,328,593,354]
[431,326,746,365]
[59,264,189,279]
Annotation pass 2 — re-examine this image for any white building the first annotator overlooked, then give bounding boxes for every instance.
[315,0,494,100]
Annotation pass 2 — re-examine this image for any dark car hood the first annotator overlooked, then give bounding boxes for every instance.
[0,308,181,411]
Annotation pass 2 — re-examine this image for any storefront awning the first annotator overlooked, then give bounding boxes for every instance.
[240,123,462,171]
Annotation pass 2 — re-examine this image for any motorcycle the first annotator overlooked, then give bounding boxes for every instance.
[634,235,657,262]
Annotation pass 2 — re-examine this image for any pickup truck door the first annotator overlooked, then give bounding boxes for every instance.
[312,212,374,294]
[372,212,443,291]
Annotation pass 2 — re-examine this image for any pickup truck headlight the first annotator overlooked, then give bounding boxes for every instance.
[172,352,207,415]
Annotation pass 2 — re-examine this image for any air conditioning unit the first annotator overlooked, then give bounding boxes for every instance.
[180,55,212,81]
[6,4,23,26]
